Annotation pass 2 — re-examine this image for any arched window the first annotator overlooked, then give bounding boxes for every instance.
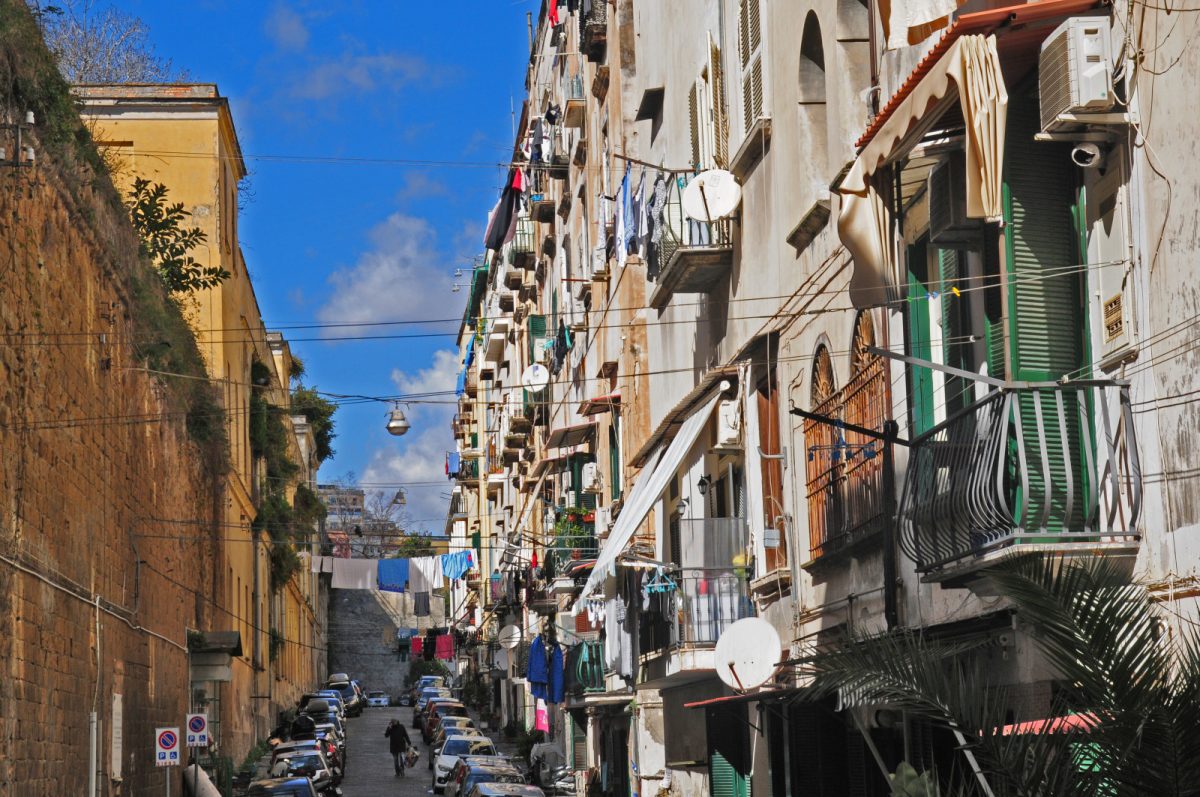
[811,342,837,407]
[850,309,877,375]
[798,12,830,186]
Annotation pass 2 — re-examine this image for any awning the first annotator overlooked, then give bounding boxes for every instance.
[1001,712,1096,736]
[578,392,722,603]
[838,33,1006,308]
[629,367,737,467]
[531,454,568,479]
[579,391,621,416]
[547,422,597,449]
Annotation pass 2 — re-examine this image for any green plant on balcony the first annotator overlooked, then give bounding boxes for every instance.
[551,509,596,571]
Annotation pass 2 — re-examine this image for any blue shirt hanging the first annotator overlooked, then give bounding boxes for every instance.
[377,558,410,593]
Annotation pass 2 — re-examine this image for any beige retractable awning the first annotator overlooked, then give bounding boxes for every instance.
[838,33,1007,308]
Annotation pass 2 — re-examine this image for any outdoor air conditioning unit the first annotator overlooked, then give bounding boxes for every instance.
[594,506,612,536]
[581,462,604,494]
[713,398,742,450]
[1039,17,1115,133]
[563,490,579,509]
[928,152,982,248]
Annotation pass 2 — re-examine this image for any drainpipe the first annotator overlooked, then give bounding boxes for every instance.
[881,419,899,629]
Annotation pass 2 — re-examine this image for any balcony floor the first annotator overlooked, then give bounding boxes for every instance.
[648,246,734,310]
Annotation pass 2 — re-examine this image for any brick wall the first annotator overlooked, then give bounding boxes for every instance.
[0,104,224,794]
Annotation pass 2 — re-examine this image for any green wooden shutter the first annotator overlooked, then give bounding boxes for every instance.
[1002,83,1088,533]
[570,711,587,769]
[905,240,935,436]
[528,314,547,360]
[609,415,622,500]
[938,249,970,414]
[710,751,747,797]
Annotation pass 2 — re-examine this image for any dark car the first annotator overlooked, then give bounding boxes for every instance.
[413,688,452,727]
[270,750,341,796]
[326,680,362,716]
[246,776,320,796]
[445,760,525,797]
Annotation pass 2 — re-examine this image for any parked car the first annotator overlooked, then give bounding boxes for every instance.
[246,777,320,797]
[326,680,363,716]
[408,675,446,705]
[315,690,347,718]
[433,735,499,793]
[465,784,545,797]
[444,760,525,797]
[366,690,390,707]
[429,724,485,770]
[327,672,350,683]
[269,750,341,796]
[271,739,343,779]
[423,699,469,743]
[428,716,479,751]
[313,723,347,763]
[413,688,452,727]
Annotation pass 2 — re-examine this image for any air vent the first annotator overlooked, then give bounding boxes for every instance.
[1103,292,1124,343]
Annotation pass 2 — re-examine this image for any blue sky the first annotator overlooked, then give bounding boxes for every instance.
[112,0,536,529]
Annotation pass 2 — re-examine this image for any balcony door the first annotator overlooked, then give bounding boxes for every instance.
[1002,81,1090,533]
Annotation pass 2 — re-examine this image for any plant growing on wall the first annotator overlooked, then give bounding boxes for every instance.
[127,177,229,294]
[291,385,337,462]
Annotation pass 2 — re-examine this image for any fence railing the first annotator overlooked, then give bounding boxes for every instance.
[672,568,755,646]
[654,171,733,273]
[898,382,1142,573]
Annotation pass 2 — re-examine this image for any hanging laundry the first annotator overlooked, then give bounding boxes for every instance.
[548,643,565,704]
[309,555,333,574]
[627,169,645,256]
[548,0,560,26]
[330,558,377,590]
[413,591,431,617]
[527,634,549,700]
[411,636,423,658]
[615,165,630,269]
[410,556,444,592]
[534,698,549,733]
[531,119,545,163]
[440,550,474,581]
[544,104,561,126]
[435,634,455,660]
[377,558,410,593]
[483,168,523,252]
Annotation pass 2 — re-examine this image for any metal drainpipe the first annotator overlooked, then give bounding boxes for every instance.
[882,419,900,629]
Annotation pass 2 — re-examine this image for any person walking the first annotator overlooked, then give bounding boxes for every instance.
[385,718,411,776]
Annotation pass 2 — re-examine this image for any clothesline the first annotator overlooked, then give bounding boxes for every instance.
[310,550,477,593]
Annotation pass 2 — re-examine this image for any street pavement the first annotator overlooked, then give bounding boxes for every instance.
[339,704,431,796]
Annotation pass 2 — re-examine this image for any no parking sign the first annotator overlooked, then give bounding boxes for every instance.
[155,727,180,767]
[186,714,209,747]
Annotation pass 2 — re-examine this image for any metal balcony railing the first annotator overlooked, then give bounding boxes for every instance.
[899,382,1142,575]
[513,217,535,257]
[571,640,606,694]
[655,172,733,268]
[667,568,755,647]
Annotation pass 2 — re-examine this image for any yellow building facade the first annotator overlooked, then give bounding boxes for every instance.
[77,84,325,757]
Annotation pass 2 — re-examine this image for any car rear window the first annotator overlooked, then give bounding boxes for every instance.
[464,772,524,792]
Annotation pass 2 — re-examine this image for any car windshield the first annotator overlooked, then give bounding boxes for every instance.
[443,738,497,757]
[465,772,524,791]
[368,691,386,698]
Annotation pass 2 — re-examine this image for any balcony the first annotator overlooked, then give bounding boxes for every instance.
[647,172,734,310]
[899,382,1142,583]
[453,458,480,483]
[579,0,607,59]
[503,263,523,290]
[564,75,586,128]
[512,217,535,266]
[638,567,755,687]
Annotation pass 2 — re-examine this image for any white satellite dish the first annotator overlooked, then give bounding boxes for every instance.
[714,617,781,691]
[682,169,742,223]
[497,624,522,650]
[521,363,550,394]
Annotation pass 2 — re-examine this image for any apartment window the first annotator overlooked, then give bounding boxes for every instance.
[689,33,729,170]
[737,0,765,136]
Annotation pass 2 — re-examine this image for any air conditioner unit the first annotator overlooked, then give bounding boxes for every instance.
[591,246,610,280]
[563,490,578,509]
[713,398,742,450]
[594,506,612,536]
[928,153,982,248]
[532,338,549,363]
[581,462,604,494]
[1039,17,1115,133]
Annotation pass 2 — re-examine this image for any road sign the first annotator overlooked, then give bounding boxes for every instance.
[185,714,208,747]
[155,727,180,767]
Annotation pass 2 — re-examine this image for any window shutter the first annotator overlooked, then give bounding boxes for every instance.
[570,712,587,769]
[905,242,936,436]
[688,81,701,170]
[709,35,729,168]
[739,0,764,134]
[938,249,970,413]
[1003,85,1087,532]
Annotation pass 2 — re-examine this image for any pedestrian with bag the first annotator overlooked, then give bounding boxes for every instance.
[385,718,411,776]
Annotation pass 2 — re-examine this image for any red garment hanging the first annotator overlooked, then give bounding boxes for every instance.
[411,637,423,657]
[435,634,455,660]
[548,1,559,26]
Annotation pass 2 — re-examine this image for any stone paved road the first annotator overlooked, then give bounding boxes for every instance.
[339,704,432,797]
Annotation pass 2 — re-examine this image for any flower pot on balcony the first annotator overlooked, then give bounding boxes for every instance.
[582,512,595,523]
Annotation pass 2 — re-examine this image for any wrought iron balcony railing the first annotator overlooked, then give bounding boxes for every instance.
[898,382,1142,577]
[649,172,734,309]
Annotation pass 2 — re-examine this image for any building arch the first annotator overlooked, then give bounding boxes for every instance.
[798,11,830,186]
[811,341,837,407]
[850,309,877,375]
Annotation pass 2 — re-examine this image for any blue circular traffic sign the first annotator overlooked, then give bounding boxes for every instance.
[188,716,206,733]
[158,730,177,748]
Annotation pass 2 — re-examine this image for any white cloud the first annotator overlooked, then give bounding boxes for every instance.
[317,212,453,329]
[362,348,461,531]
[265,5,310,51]
[289,51,430,100]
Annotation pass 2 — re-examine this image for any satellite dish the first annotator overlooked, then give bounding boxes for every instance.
[714,617,781,691]
[521,364,550,394]
[682,169,742,223]
[497,624,522,650]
